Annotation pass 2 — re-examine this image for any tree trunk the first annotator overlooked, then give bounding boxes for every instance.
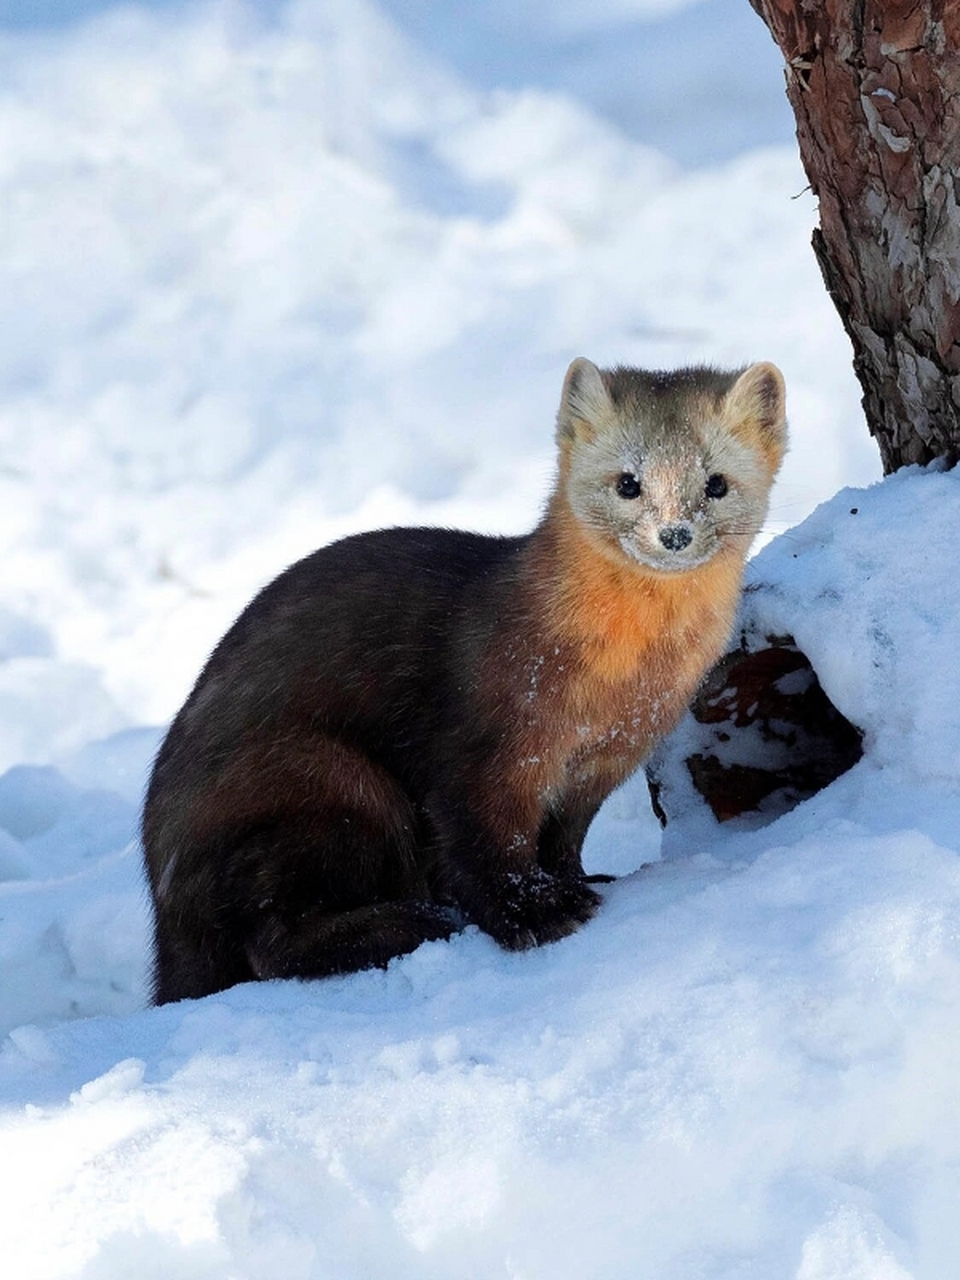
[749,0,960,471]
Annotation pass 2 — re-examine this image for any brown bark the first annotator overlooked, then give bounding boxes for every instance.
[750,0,960,471]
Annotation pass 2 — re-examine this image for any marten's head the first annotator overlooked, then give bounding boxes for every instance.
[555,358,787,574]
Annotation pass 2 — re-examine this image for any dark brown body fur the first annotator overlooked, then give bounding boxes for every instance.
[143,360,786,1003]
[144,522,613,1002]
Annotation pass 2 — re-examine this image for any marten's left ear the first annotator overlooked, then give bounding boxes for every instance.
[724,362,788,472]
[556,358,611,446]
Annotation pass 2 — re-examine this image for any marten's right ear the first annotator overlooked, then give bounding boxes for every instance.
[556,358,610,445]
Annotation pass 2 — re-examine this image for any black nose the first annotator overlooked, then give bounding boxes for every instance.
[659,524,693,552]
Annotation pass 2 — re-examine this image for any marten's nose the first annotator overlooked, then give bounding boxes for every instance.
[658,524,693,552]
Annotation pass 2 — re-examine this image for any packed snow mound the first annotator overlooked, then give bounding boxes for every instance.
[653,465,960,841]
[745,467,960,781]
[3,470,960,1278]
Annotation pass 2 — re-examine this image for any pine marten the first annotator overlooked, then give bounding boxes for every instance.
[143,358,787,1003]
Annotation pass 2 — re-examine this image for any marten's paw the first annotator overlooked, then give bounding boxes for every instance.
[481,868,601,951]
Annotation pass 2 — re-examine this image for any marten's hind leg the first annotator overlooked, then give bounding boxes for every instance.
[149,736,457,1002]
[231,798,459,982]
[245,896,458,982]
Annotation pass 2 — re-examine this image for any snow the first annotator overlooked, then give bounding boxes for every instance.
[0,1,957,1276]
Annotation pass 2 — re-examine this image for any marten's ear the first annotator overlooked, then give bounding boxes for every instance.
[556,358,611,445]
[723,362,788,472]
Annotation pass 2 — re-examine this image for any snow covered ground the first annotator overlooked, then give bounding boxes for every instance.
[3,1,957,1277]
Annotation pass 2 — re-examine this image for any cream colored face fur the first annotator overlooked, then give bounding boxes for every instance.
[555,358,787,574]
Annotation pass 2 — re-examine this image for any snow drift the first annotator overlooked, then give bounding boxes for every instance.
[3,469,959,1279]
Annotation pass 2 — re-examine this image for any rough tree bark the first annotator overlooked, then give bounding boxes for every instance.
[750,0,960,471]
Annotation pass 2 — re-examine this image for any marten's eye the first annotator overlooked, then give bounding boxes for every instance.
[705,473,728,499]
[616,472,641,500]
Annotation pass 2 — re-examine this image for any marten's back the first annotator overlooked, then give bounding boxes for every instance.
[205,525,519,699]
[143,526,524,850]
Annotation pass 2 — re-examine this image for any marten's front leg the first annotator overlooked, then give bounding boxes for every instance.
[427,776,600,950]
[536,802,600,879]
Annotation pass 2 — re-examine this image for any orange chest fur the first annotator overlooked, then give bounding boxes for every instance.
[484,540,745,791]
[551,537,743,692]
